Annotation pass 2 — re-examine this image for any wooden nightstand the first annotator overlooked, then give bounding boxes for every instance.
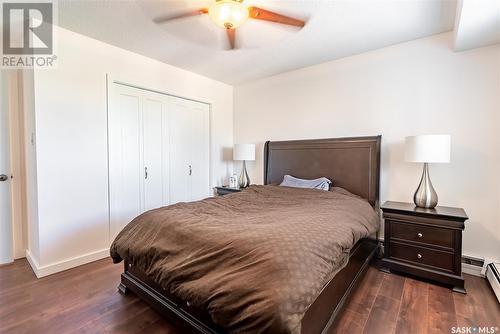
[380,201,468,293]
[215,186,242,196]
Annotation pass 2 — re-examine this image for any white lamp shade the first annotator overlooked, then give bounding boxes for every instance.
[233,144,255,161]
[405,135,451,163]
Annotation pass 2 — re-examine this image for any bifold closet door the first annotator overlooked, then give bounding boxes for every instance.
[143,96,168,211]
[109,83,209,238]
[109,84,170,239]
[108,84,144,239]
[169,98,192,204]
[188,101,210,201]
[169,97,210,204]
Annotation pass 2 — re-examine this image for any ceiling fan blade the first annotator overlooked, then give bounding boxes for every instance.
[248,7,305,27]
[153,8,208,24]
[226,28,236,50]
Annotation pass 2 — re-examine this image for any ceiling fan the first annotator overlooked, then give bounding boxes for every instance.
[153,0,306,50]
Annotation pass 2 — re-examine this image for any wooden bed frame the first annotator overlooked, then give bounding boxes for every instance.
[118,135,382,334]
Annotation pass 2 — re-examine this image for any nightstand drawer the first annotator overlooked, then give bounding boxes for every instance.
[389,220,454,248]
[389,241,454,272]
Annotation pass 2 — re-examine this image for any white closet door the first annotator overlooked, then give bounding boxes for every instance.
[108,84,143,239]
[169,96,210,203]
[189,102,210,201]
[109,83,210,239]
[161,102,170,206]
[143,95,164,211]
[0,71,13,264]
[169,97,193,204]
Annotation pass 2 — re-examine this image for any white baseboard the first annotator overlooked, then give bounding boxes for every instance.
[25,250,40,276]
[26,248,109,278]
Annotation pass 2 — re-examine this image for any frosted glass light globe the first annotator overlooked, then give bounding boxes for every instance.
[208,0,249,29]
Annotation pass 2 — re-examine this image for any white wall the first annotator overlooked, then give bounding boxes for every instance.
[234,32,500,261]
[26,26,233,275]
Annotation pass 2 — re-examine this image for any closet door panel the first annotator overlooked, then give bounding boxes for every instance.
[161,105,170,206]
[119,95,143,220]
[143,97,164,211]
[190,102,210,201]
[169,97,192,204]
[109,85,143,239]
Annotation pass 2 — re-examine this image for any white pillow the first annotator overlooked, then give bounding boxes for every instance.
[279,175,332,191]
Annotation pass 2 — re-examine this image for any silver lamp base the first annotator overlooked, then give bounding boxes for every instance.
[413,162,438,209]
[238,160,250,188]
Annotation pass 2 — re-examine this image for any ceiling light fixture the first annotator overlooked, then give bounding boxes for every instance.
[208,0,249,29]
[153,0,305,50]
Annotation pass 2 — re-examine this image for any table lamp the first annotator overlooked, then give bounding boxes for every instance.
[405,135,451,209]
[233,144,255,188]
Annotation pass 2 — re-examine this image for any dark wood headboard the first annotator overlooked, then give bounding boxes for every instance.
[264,136,381,206]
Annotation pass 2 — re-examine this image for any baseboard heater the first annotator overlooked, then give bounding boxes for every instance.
[485,263,500,303]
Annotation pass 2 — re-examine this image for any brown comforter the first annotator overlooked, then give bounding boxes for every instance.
[110,185,379,333]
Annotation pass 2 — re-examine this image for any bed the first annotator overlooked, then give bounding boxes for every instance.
[111,135,381,334]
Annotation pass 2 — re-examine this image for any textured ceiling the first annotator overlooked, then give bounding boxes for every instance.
[58,0,457,85]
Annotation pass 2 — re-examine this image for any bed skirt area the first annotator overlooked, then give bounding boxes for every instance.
[118,238,380,334]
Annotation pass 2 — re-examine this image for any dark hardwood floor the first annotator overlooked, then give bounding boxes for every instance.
[1,258,498,334]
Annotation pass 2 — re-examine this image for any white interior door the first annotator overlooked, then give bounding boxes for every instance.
[169,97,192,204]
[143,94,165,211]
[169,97,210,203]
[108,83,143,239]
[0,72,13,264]
[189,101,210,201]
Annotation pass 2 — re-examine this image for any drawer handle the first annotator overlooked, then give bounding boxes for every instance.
[417,232,423,238]
[417,253,423,259]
